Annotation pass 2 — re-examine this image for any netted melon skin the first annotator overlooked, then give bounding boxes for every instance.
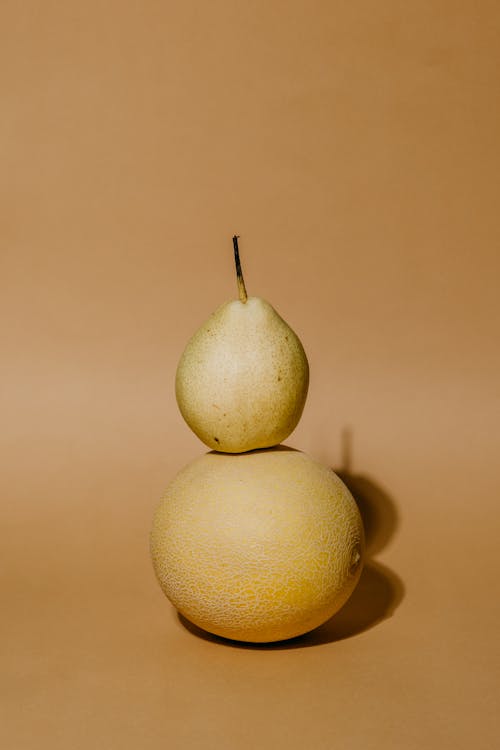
[151,449,364,643]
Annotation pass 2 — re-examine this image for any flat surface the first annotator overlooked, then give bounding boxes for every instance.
[2,2,499,748]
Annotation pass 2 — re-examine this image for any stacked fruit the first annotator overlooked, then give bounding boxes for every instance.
[150,237,364,643]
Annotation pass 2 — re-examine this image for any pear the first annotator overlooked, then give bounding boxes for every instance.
[151,447,364,643]
[175,237,309,453]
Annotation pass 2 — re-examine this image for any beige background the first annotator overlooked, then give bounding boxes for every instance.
[2,2,499,748]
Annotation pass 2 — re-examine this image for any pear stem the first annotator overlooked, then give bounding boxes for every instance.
[232,235,248,303]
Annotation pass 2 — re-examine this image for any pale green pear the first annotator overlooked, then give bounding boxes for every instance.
[175,237,309,453]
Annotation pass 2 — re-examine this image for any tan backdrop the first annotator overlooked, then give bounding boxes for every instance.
[2,2,499,748]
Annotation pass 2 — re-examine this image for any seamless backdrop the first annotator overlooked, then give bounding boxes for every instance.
[2,2,499,749]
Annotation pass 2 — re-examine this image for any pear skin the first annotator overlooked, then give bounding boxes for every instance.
[175,295,309,453]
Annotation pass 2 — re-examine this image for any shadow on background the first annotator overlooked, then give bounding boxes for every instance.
[336,426,400,557]
[178,427,404,649]
[338,473,399,557]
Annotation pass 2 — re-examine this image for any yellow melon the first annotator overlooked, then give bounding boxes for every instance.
[150,448,364,642]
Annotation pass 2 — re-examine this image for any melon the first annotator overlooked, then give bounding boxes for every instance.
[150,448,364,643]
